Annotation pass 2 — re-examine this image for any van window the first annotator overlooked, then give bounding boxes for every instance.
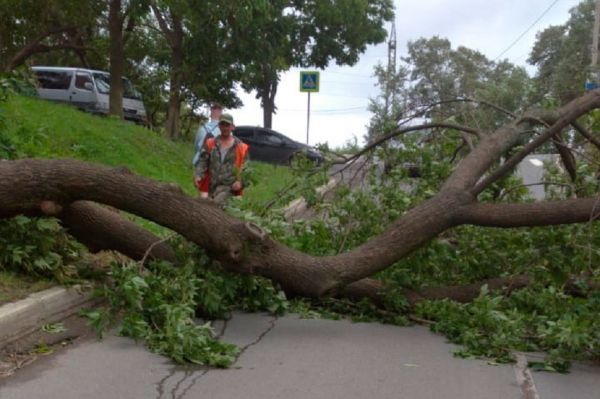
[35,70,73,90]
[92,73,142,100]
[93,73,110,95]
[75,72,93,90]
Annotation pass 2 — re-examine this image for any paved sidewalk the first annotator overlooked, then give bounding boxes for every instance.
[0,286,94,350]
[1,312,598,399]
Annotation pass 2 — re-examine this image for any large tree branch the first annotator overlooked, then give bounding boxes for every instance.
[332,122,482,170]
[1,158,599,299]
[0,159,465,297]
[343,273,598,308]
[3,199,177,263]
[2,91,600,300]
[468,91,600,195]
[150,3,177,47]
[553,133,578,183]
[572,120,600,152]
[400,98,516,128]
[5,26,79,71]
[457,197,600,227]
[342,276,530,307]
[58,201,177,263]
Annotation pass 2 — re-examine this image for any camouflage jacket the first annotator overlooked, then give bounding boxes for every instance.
[195,136,249,192]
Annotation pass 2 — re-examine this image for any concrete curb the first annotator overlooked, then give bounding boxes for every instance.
[0,286,96,350]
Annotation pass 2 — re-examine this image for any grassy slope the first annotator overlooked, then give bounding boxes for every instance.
[2,94,293,203]
[3,95,196,194]
[0,95,294,299]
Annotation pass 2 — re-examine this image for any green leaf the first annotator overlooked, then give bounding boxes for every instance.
[41,322,67,334]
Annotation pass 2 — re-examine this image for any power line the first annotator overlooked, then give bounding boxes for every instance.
[319,93,373,99]
[280,106,366,114]
[326,71,376,79]
[494,0,561,61]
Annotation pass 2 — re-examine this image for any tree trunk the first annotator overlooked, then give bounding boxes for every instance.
[166,42,183,139]
[108,0,124,119]
[261,65,277,129]
[3,90,600,302]
[151,5,184,140]
[263,99,273,129]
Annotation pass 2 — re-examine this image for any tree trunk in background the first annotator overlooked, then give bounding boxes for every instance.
[166,39,183,139]
[151,4,184,140]
[263,97,273,128]
[108,0,124,119]
[261,65,277,129]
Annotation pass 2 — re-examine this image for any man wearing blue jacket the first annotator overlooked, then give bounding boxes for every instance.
[192,102,222,196]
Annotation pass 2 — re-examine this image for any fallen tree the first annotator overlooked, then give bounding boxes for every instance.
[2,89,600,304]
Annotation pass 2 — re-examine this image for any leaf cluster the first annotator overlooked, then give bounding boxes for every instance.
[85,240,288,366]
[415,285,600,371]
[0,216,82,283]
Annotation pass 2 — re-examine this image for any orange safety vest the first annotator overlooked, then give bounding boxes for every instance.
[205,138,249,196]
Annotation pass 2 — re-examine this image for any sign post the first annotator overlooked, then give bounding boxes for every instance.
[300,71,320,145]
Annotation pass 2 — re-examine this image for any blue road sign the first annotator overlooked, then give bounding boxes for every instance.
[300,71,320,92]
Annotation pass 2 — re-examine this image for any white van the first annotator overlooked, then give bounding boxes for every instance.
[31,66,147,125]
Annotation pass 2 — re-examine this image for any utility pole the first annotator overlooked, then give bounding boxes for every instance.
[588,0,600,89]
[385,21,397,114]
[592,0,600,68]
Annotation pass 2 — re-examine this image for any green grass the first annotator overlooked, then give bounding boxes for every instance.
[1,94,295,203]
[242,162,296,207]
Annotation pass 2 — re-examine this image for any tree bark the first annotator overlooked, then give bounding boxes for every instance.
[166,38,183,139]
[553,133,577,183]
[108,0,125,119]
[261,65,277,129]
[151,4,184,139]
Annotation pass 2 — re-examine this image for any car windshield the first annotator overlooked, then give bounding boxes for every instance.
[92,73,142,100]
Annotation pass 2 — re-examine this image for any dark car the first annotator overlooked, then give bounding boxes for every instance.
[233,126,324,166]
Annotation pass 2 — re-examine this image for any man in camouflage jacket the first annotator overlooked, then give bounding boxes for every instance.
[194,113,249,205]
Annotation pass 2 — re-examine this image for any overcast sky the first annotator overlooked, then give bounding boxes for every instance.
[230,0,582,149]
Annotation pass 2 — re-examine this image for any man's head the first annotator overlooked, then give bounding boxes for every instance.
[218,113,235,137]
[209,102,223,120]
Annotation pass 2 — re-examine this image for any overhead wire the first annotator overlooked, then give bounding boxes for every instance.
[280,105,366,114]
[494,0,561,61]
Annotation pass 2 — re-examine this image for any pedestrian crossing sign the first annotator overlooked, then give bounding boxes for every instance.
[300,71,320,92]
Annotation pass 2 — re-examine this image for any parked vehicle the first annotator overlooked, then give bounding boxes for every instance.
[233,126,324,166]
[31,66,147,125]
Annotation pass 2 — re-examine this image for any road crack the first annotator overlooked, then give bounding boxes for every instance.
[154,316,278,398]
[233,315,278,364]
[155,316,251,399]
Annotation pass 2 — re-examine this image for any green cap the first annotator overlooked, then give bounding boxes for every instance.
[219,113,234,125]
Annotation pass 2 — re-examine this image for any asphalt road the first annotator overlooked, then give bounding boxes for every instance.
[2,312,599,399]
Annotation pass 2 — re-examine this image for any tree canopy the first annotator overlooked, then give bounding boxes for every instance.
[1,0,395,138]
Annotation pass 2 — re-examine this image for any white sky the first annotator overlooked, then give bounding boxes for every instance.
[230,0,582,149]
